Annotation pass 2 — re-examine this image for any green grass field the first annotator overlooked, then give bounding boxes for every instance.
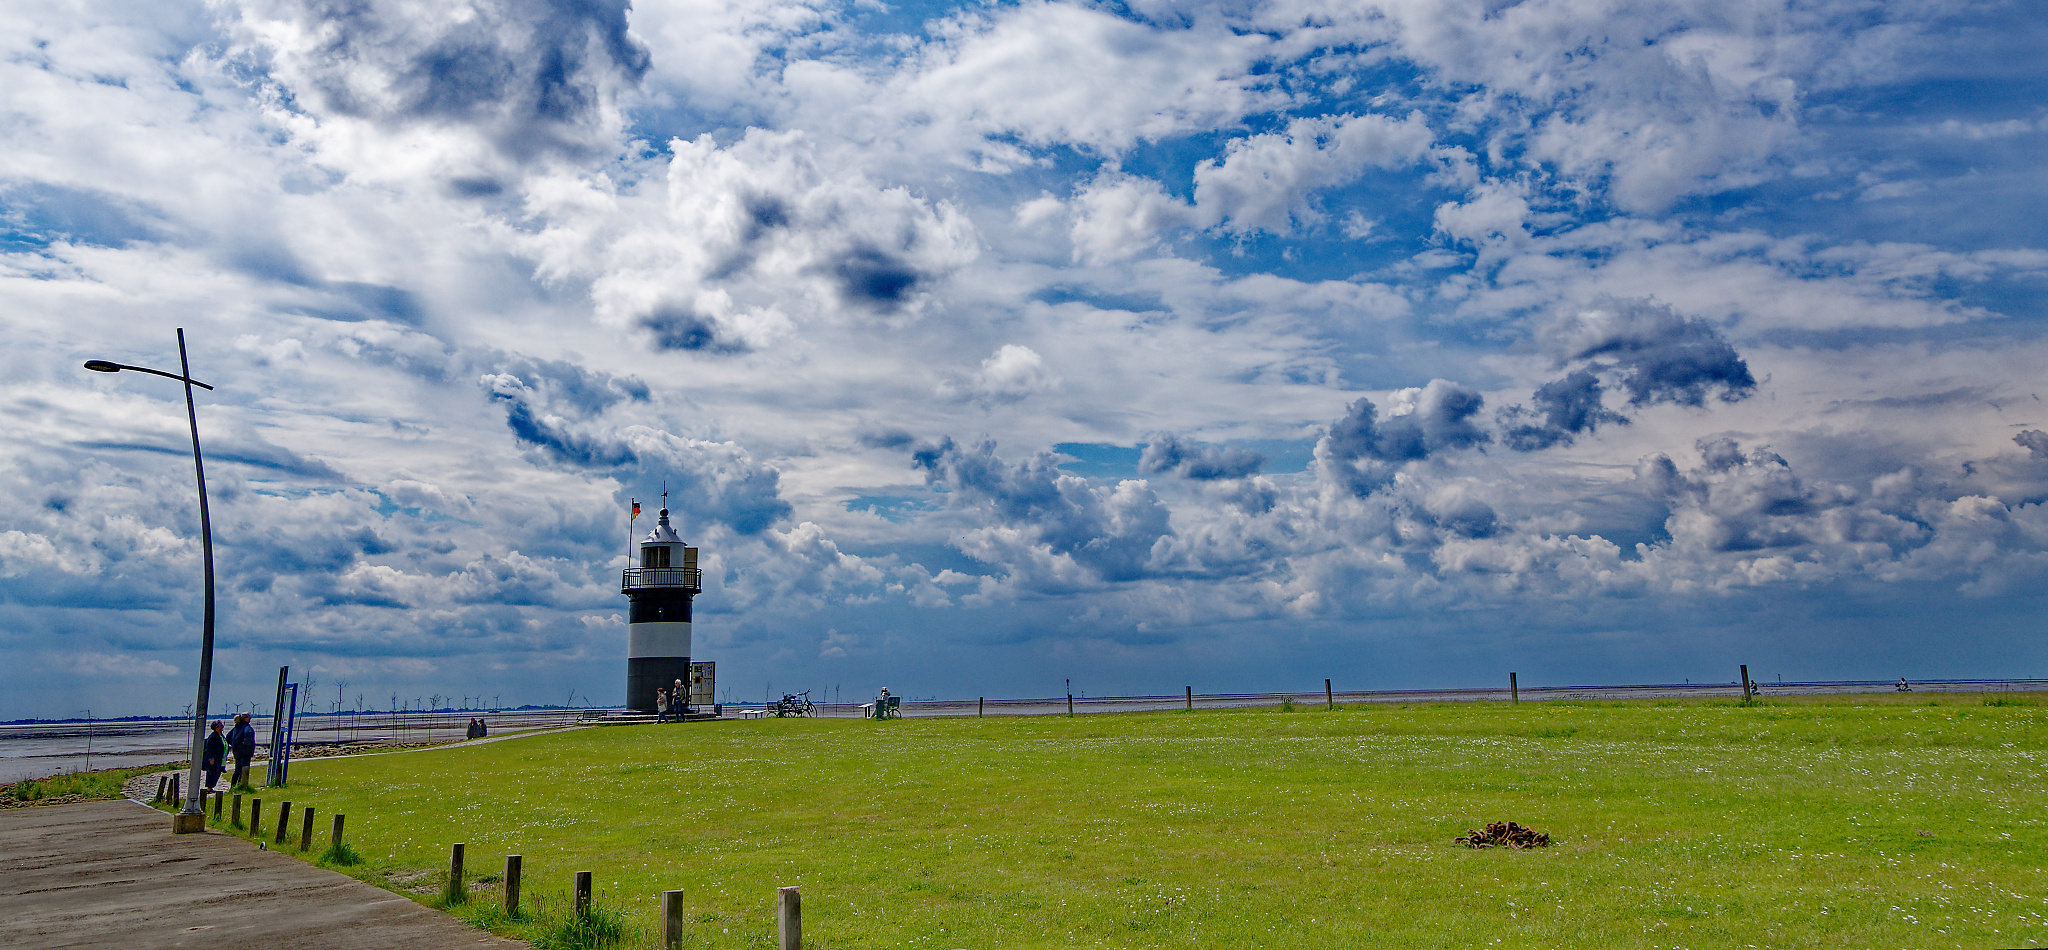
[243,695,2047,949]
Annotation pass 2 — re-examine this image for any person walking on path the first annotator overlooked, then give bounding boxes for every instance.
[226,713,257,789]
[655,688,669,723]
[202,721,226,791]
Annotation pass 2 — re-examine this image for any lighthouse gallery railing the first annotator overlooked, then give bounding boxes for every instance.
[621,567,703,594]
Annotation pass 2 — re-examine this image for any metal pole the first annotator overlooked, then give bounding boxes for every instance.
[267,668,288,786]
[175,329,215,831]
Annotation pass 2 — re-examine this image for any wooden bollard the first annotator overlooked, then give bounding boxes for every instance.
[1325,678,1334,710]
[232,794,243,828]
[574,871,592,917]
[503,855,522,916]
[299,806,315,851]
[445,843,466,904]
[1511,671,1519,704]
[661,889,685,949]
[213,788,223,818]
[275,802,292,844]
[1186,686,1192,711]
[1066,693,1074,717]
[776,886,801,950]
[169,774,180,809]
[978,696,984,717]
[154,776,167,804]
[1740,664,1754,700]
[250,799,261,839]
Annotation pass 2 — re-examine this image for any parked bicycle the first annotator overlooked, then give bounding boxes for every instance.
[773,690,816,717]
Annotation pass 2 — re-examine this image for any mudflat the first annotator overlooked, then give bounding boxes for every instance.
[0,799,524,950]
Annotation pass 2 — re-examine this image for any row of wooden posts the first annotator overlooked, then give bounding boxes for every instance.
[1015,676,1519,716]
[1012,668,1761,715]
[147,774,800,950]
[153,774,345,854]
[441,841,801,950]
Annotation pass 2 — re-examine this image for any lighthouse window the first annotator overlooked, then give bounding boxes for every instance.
[642,547,670,568]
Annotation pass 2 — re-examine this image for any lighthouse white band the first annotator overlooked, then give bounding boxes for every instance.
[628,621,692,659]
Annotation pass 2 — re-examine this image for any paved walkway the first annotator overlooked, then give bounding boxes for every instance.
[0,799,526,950]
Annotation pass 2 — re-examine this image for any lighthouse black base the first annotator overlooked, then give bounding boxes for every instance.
[628,656,692,713]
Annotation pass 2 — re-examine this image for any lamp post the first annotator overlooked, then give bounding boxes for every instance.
[84,328,217,834]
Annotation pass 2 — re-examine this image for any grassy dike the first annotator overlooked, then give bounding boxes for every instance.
[257,695,2047,949]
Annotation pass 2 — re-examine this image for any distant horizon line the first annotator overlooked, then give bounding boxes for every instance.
[15,675,2048,725]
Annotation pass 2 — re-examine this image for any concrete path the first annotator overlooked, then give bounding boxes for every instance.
[0,799,526,950]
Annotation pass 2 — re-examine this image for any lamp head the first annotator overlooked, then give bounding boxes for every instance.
[83,360,122,373]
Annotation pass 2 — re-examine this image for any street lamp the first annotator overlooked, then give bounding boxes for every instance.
[84,328,217,835]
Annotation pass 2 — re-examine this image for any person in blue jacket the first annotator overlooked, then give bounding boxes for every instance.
[226,713,258,789]
[202,721,226,791]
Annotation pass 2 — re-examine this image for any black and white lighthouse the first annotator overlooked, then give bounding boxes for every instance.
[622,503,701,712]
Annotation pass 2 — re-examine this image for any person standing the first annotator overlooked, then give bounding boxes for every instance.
[673,677,687,718]
[226,712,257,789]
[655,688,669,723]
[202,721,226,791]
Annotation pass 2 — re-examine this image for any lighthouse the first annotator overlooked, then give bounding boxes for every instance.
[622,503,701,713]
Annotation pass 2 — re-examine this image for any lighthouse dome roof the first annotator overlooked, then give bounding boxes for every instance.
[641,506,682,544]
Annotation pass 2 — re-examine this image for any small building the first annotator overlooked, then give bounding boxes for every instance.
[622,504,702,713]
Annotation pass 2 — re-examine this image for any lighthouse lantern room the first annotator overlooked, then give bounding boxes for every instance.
[622,503,701,713]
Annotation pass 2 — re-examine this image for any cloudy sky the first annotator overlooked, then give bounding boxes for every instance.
[4,0,2046,718]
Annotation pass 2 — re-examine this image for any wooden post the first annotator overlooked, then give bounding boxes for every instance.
[232,794,243,828]
[154,775,167,804]
[1066,693,1074,717]
[213,788,223,818]
[1325,678,1333,710]
[1740,664,1753,700]
[170,773,180,809]
[575,871,592,917]
[1186,686,1192,711]
[1511,672,1519,704]
[249,799,261,839]
[503,855,522,916]
[275,802,292,843]
[331,813,345,850]
[299,806,315,851]
[978,696,984,717]
[661,889,686,950]
[446,843,466,904]
[777,886,801,950]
